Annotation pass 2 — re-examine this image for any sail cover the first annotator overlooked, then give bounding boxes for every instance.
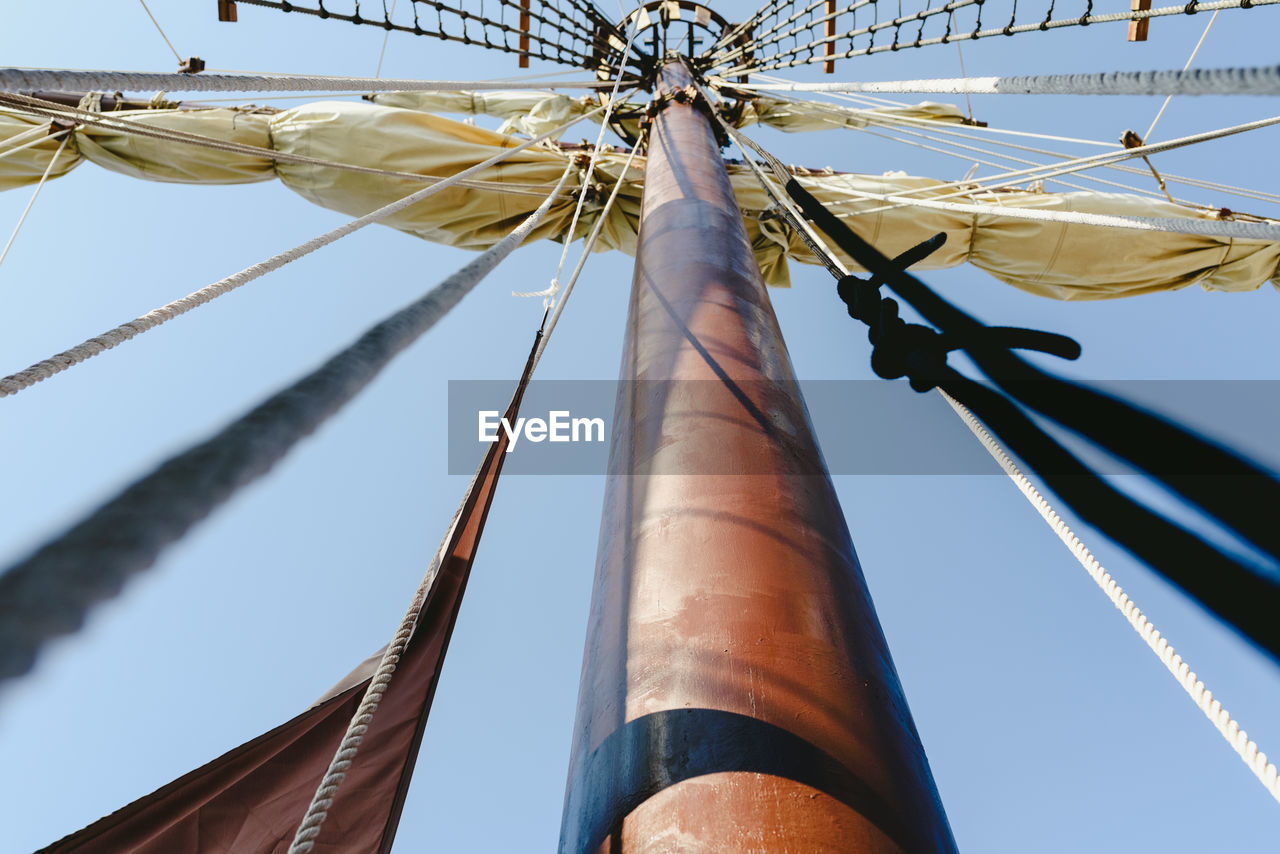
[2,97,1276,299]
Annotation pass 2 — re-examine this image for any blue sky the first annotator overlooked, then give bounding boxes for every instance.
[2,2,1279,851]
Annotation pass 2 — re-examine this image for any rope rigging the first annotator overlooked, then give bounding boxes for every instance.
[228,0,625,72]
[0,68,615,94]
[732,60,1280,96]
[3,3,1280,844]
[700,91,1280,666]
[0,102,611,399]
[942,391,1280,806]
[0,158,575,683]
[706,0,1279,75]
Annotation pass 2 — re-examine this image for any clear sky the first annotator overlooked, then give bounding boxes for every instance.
[2,2,1279,852]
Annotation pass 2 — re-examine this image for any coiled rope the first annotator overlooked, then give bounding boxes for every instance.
[940,390,1280,805]
[0,161,575,684]
[0,105,606,398]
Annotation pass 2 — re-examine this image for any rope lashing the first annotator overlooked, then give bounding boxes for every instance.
[0,68,615,93]
[833,233,1081,390]
[0,106,608,399]
[729,62,1280,96]
[941,390,1280,806]
[0,162,575,685]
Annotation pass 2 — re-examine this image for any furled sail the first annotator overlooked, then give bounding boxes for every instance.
[2,97,1276,299]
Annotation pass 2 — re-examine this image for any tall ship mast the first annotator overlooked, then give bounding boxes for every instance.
[2,2,1280,851]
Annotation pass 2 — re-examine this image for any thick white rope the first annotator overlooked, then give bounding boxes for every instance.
[730,61,1280,96]
[0,162,575,686]
[0,68,613,93]
[283,166,575,854]
[0,108,603,398]
[938,390,1280,805]
[0,133,68,273]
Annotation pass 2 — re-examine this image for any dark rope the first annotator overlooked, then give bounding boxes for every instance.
[781,178,1280,664]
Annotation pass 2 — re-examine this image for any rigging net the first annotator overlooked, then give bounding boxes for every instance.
[706,0,1279,75]
[227,0,631,74]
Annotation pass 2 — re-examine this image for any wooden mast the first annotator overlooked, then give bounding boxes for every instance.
[558,58,957,853]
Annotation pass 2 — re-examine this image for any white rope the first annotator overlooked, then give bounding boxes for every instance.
[0,124,74,162]
[136,0,183,63]
[533,141,644,367]
[0,134,69,273]
[0,92,570,199]
[820,182,1280,240]
[518,16,640,309]
[730,61,1280,97]
[761,87,1280,208]
[1146,10,1221,141]
[286,159,577,854]
[695,76,848,279]
[0,109,603,398]
[938,390,1280,806]
[0,162,575,686]
[0,68,614,94]
[816,114,1280,220]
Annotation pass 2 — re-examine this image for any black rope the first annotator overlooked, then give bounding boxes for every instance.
[782,177,1280,664]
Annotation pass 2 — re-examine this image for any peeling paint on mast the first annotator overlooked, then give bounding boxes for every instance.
[558,58,958,853]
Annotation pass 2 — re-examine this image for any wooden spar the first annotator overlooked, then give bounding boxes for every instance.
[558,59,957,853]
[1128,0,1152,41]
[519,0,531,68]
[825,0,837,73]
